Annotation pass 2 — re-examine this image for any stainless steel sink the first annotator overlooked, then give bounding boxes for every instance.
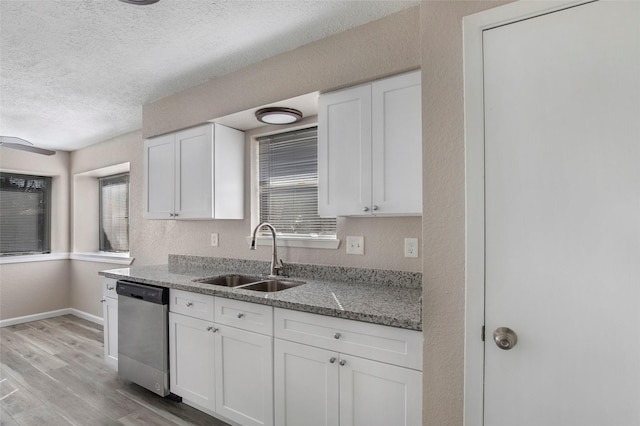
[193,274,263,287]
[235,279,305,292]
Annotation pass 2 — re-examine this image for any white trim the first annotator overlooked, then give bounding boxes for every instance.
[462,1,593,425]
[0,252,134,265]
[70,252,135,265]
[0,308,102,328]
[68,308,103,325]
[246,235,340,250]
[0,253,69,264]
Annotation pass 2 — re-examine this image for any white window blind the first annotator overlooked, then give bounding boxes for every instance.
[258,127,336,237]
[99,173,129,252]
[0,173,52,255]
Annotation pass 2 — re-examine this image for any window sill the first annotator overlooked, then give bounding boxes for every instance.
[0,253,70,264]
[246,236,341,250]
[70,252,135,265]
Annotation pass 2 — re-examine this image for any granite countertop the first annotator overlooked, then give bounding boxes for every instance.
[100,256,422,331]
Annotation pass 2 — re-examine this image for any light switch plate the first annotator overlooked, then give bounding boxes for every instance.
[211,233,219,247]
[404,237,418,258]
[346,236,364,255]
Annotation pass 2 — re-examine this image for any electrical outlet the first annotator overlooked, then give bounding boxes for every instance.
[210,233,219,247]
[346,236,364,255]
[404,237,418,258]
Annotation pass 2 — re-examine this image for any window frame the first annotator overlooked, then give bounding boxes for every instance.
[252,123,339,250]
[0,172,52,256]
[98,172,130,254]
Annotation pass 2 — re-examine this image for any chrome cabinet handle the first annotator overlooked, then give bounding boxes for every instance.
[493,327,518,350]
[339,360,346,366]
[329,357,336,364]
[107,286,115,291]
[186,302,193,307]
[334,333,341,339]
[362,206,370,212]
[237,313,245,319]
[207,326,219,333]
[100,299,106,303]
[372,205,379,211]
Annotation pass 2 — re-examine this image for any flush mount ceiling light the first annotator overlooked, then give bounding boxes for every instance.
[255,107,303,125]
[118,0,160,5]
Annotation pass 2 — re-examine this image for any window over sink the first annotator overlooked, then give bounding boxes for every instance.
[257,127,337,244]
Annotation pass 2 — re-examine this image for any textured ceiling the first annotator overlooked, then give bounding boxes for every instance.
[0,0,417,152]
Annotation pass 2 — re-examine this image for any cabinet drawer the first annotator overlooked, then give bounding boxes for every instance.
[170,289,215,322]
[103,278,118,299]
[215,298,273,336]
[274,308,422,370]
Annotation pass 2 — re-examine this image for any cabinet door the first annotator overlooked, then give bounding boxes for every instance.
[174,125,214,219]
[144,134,175,219]
[169,312,216,411]
[102,296,118,369]
[274,339,339,426]
[212,123,244,219]
[215,325,273,426]
[339,354,422,426]
[371,70,422,215]
[318,84,372,217]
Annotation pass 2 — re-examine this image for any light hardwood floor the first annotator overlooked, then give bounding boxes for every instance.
[0,315,229,426]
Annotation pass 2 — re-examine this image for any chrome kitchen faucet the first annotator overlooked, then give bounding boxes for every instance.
[250,222,284,277]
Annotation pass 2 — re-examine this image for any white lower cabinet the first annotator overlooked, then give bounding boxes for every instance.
[274,339,422,426]
[169,312,216,412]
[274,339,340,426]
[167,290,421,426]
[274,308,423,426]
[168,290,273,426]
[215,324,273,426]
[102,278,118,369]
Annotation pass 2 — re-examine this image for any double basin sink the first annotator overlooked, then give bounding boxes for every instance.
[193,274,305,293]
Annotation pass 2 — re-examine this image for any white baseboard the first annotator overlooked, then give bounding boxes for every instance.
[0,308,103,328]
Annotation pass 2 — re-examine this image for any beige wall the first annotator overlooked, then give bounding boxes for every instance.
[143,6,421,138]
[0,147,71,320]
[420,1,512,425]
[62,9,426,320]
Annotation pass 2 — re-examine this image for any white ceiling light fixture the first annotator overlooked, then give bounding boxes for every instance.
[255,107,303,125]
[118,0,160,5]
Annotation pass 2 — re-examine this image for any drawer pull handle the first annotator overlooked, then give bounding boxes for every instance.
[237,313,245,319]
[339,360,346,366]
[186,302,193,307]
[100,299,106,303]
[107,286,115,291]
[334,333,341,339]
[207,326,219,333]
[329,357,336,364]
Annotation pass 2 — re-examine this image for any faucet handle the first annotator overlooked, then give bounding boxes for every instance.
[274,259,285,275]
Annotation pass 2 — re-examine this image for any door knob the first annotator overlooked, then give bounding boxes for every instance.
[493,327,518,350]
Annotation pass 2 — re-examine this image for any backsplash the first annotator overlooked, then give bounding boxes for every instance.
[168,254,422,289]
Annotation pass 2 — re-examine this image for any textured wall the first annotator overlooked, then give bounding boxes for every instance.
[0,147,71,320]
[419,1,512,425]
[143,7,421,138]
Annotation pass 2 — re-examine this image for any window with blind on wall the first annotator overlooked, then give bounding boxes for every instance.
[258,127,336,238]
[0,172,52,256]
[99,173,129,253]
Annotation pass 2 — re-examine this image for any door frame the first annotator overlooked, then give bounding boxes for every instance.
[462,1,594,424]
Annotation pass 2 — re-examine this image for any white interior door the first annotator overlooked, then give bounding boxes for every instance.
[483,1,640,425]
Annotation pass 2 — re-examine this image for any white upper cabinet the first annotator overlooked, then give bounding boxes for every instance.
[144,123,244,220]
[318,70,422,217]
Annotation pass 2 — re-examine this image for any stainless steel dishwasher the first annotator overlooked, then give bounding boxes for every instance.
[116,280,169,397]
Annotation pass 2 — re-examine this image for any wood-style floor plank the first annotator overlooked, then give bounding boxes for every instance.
[0,315,229,426]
